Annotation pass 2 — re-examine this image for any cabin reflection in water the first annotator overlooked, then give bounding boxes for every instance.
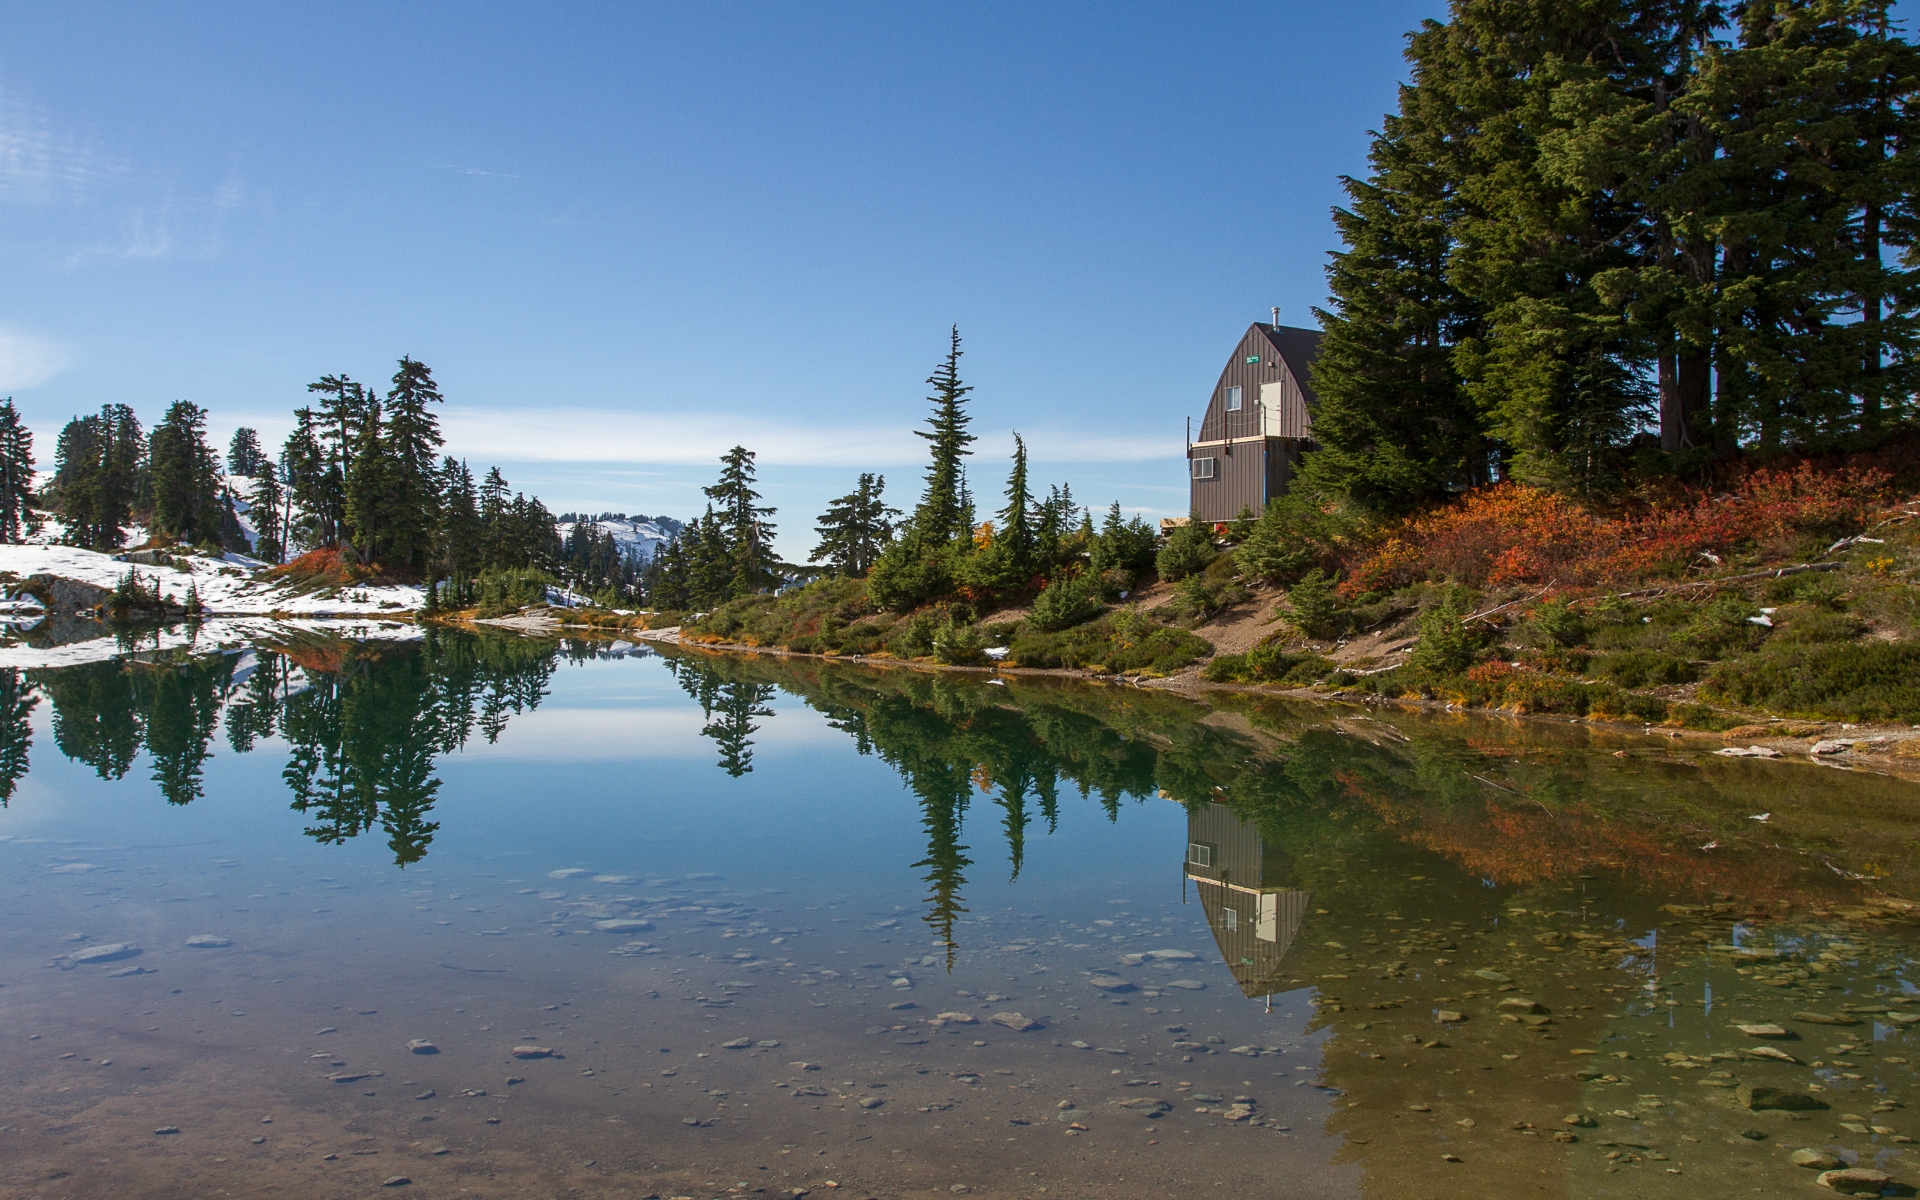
[1182,802,1310,999]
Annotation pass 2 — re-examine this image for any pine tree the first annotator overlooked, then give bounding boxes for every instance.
[703,446,778,597]
[809,473,899,576]
[148,400,221,545]
[280,407,336,549]
[54,409,142,550]
[0,400,35,543]
[379,357,447,569]
[227,427,267,476]
[436,458,483,581]
[910,327,977,545]
[1302,38,1488,511]
[248,466,284,563]
[343,399,389,562]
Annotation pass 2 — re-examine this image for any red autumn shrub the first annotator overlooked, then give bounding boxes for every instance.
[1337,465,1893,598]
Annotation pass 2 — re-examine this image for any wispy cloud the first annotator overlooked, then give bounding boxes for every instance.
[432,407,1174,468]
[0,92,123,205]
[0,326,71,391]
[450,165,520,179]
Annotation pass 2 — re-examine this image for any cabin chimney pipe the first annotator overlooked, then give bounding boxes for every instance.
[1271,306,1280,327]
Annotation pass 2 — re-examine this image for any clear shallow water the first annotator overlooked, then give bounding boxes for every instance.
[3,631,1920,1200]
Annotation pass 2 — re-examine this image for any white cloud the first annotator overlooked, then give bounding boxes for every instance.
[0,327,70,391]
[435,407,1173,467]
[0,92,121,205]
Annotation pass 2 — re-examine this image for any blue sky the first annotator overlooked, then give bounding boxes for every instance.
[2,1,1446,557]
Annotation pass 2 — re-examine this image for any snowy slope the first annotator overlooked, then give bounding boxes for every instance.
[556,515,681,564]
[0,543,423,616]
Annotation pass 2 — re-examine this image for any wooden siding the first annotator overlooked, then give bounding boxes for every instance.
[1186,323,1322,523]
[1187,439,1268,524]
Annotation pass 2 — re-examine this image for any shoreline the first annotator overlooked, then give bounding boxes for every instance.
[626,623,1920,780]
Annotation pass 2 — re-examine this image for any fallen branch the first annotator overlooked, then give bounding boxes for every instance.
[1578,561,1841,604]
[1461,584,1556,626]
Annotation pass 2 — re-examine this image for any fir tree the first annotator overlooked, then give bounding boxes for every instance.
[227,426,267,476]
[379,357,447,569]
[703,446,778,597]
[248,466,285,563]
[148,400,222,545]
[0,400,35,543]
[810,473,899,576]
[910,326,977,544]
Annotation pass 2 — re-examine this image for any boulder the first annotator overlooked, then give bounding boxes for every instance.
[509,1046,558,1059]
[1497,998,1548,1015]
[1792,1149,1844,1169]
[990,1012,1041,1032]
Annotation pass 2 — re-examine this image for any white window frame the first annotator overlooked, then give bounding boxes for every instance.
[1187,843,1213,868]
[1191,457,1216,480]
[1223,385,1242,411]
[1223,907,1239,932]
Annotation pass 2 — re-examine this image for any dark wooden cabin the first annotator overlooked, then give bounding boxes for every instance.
[1185,321,1323,525]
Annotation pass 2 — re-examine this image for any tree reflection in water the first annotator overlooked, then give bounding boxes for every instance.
[9,636,1918,942]
[27,631,556,862]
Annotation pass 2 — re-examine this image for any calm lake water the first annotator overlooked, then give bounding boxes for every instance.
[3,629,1920,1200]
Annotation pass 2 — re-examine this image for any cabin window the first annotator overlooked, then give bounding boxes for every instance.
[1223,385,1242,411]
[1187,843,1213,868]
[1223,907,1239,932]
[1190,457,1216,480]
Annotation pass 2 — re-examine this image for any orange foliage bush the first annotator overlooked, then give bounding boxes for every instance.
[262,548,377,588]
[1337,465,1892,598]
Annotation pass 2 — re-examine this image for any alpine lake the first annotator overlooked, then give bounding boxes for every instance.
[3,628,1920,1200]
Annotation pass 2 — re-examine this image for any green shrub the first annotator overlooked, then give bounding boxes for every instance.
[1236,491,1356,585]
[1286,569,1350,639]
[932,615,985,665]
[1028,572,1106,632]
[1155,522,1216,582]
[1518,598,1586,649]
[889,611,940,658]
[1203,643,1336,685]
[1592,649,1698,687]
[1408,602,1486,675]
[475,568,554,616]
[1771,605,1866,645]
[1676,594,1767,659]
[1009,608,1211,674]
[1703,641,1920,722]
[1168,573,1251,625]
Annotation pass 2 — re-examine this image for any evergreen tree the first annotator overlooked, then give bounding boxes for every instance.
[280,407,336,549]
[248,465,285,563]
[227,426,267,476]
[148,400,222,545]
[378,357,447,569]
[53,406,142,550]
[910,326,977,544]
[1303,56,1488,510]
[810,473,899,576]
[0,400,35,543]
[436,458,484,582]
[703,445,778,596]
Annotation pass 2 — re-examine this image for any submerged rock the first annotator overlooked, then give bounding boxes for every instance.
[1740,1084,1824,1111]
[69,943,139,963]
[1088,977,1134,993]
[185,935,232,948]
[1793,1149,1845,1169]
[408,1040,438,1055]
[990,1012,1041,1032]
[591,919,653,933]
[510,1046,558,1059]
[1817,1167,1891,1194]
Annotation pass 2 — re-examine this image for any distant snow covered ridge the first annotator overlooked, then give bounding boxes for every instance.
[0,543,423,617]
[555,515,682,564]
